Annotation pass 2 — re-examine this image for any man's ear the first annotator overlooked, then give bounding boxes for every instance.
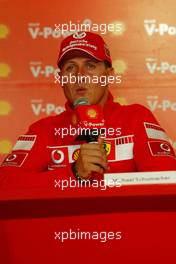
[56,68,64,89]
[57,67,61,76]
[107,67,115,76]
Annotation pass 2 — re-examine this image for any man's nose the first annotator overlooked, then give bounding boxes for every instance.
[76,65,85,75]
[75,66,87,83]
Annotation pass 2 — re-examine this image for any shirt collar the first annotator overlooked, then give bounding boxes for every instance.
[65,91,120,117]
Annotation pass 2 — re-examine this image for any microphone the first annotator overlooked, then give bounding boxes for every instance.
[73,98,107,178]
[73,97,106,142]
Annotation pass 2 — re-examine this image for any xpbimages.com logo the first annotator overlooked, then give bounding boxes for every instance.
[54,229,122,243]
[144,19,176,36]
[54,73,122,86]
[28,19,123,39]
[54,20,122,35]
[54,177,122,191]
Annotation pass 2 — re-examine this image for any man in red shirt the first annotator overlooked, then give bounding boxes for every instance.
[0,31,176,183]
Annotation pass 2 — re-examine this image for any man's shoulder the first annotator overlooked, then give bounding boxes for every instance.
[29,110,67,131]
[115,102,152,115]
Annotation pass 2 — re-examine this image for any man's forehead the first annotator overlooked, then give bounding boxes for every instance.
[63,57,100,64]
[59,50,101,68]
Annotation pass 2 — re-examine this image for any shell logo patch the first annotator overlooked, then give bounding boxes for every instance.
[72,114,77,125]
[87,109,97,118]
[72,149,80,161]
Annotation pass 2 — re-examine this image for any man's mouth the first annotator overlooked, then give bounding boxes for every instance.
[75,87,87,96]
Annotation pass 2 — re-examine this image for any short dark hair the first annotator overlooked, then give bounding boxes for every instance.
[104,60,111,68]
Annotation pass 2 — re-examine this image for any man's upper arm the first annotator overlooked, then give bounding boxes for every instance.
[0,121,75,190]
[133,105,176,171]
[0,123,48,173]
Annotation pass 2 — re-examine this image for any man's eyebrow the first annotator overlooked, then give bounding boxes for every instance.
[85,59,99,63]
[64,59,99,64]
[64,60,76,64]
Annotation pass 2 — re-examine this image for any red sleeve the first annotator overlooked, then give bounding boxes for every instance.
[0,123,49,172]
[0,123,75,190]
[133,105,176,171]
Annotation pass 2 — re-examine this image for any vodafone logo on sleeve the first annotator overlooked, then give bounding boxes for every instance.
[1,152,28,167]
[148,141,175,158]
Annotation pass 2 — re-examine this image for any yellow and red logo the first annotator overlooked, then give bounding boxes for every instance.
[87,109,97,118]
[72,114,77,125]
[104,142,111,156]
[72,149,80,161]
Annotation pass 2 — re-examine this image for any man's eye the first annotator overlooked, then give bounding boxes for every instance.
[86,63,96,69]
[65,65,75,72]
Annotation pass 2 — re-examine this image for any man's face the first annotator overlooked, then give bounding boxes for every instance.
[59,56,113,106]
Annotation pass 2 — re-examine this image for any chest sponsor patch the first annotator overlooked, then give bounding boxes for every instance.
[144,122,169,142]
[1,152,29,167]
[47,135,135,169]
[13,135,37,151]
[104,138,116,161]
[148,141,176,158]
[115,135,134,161]
[47,145,80,168]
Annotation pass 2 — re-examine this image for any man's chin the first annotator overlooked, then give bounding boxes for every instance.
[74,95,91,104]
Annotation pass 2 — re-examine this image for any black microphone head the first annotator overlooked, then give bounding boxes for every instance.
[73,97,90,108]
